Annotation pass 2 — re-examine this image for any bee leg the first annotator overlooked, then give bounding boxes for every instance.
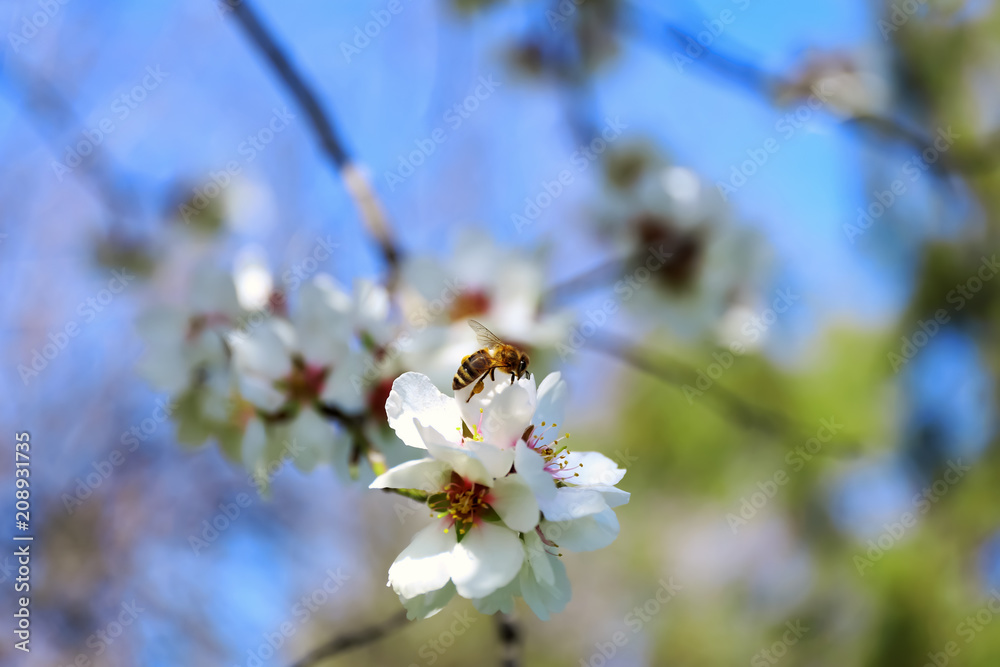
[510,372,515,385]
[465,376,486,403]
[490,367,496,381]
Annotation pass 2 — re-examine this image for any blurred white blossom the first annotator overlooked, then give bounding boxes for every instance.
[598,156,771,342]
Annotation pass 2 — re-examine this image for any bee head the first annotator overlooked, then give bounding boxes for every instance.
[517,354,530,379]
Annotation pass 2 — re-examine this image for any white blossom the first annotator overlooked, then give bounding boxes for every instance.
[374,369,627,620]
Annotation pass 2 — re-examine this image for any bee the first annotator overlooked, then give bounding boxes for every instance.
[453,320,531,402]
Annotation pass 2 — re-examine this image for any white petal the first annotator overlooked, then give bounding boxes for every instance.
[534,372,567,431]
[522,529,555,586]
[514,440,557,504]
[465,440,514,480]
[519,552,571,621]
[564,450,626,487]
[229,320,294,380]
[191,265,242,318]
[388,522,455,599]
[417,423,492,486]
[489,474,540,532]
[597,487,631,508]
[370,459,452,493]
[399,582,456,621]
[236,373,286,412]
[234,246,274,311]
[310,274,354,313]
[320,351,372,412]
[539,487,608,522]
[450,523,524,599]
[353,278,390,328]
[457,372,537,441]
[295,278,351,365]
[541,507,620,552]
[386,372,463,450]
[464,376,536,449]
[472,577,519,615]
[288,408,333,472]
[187,328,228,368]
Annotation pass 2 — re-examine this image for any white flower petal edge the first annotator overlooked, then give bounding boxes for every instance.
[564,450,626,487]
[449,523,524,599]
[388,523,456,599]
[534,371,568,431]
[370,459,453,494]
[457,373,536,444]
[399,582,456,621]
[386,372,463,450]
[519,554,571,621]
[541,507,620,552]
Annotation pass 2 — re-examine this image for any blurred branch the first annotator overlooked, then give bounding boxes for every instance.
[590,332,866,456]
[5,66,144,234]
[496,612,521,667]
[588,332,798,437]
[220,0,401,280]
[620,3,1000,175]
[288,609,409,667]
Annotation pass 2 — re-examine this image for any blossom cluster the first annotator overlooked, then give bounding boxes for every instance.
[373,370,628,620]
[136,264,400,482]
[134,232,577,484]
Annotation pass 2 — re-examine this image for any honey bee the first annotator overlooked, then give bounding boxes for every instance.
[453,320,531,402]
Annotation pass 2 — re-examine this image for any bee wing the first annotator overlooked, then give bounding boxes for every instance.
[468,320,504,349]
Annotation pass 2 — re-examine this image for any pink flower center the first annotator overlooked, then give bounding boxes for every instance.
[526,422,580,484]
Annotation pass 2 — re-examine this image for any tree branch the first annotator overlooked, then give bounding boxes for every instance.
[6,65,145,235]
[288,609,409,667]
[220,0,401,279]
[588,332,865,456]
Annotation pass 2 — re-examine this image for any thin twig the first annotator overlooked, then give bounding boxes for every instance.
[496,612,521,667]
[220,0,401,279]
[288,609,409,667]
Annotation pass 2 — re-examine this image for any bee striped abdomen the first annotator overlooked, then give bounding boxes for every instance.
[453,351,491,390]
